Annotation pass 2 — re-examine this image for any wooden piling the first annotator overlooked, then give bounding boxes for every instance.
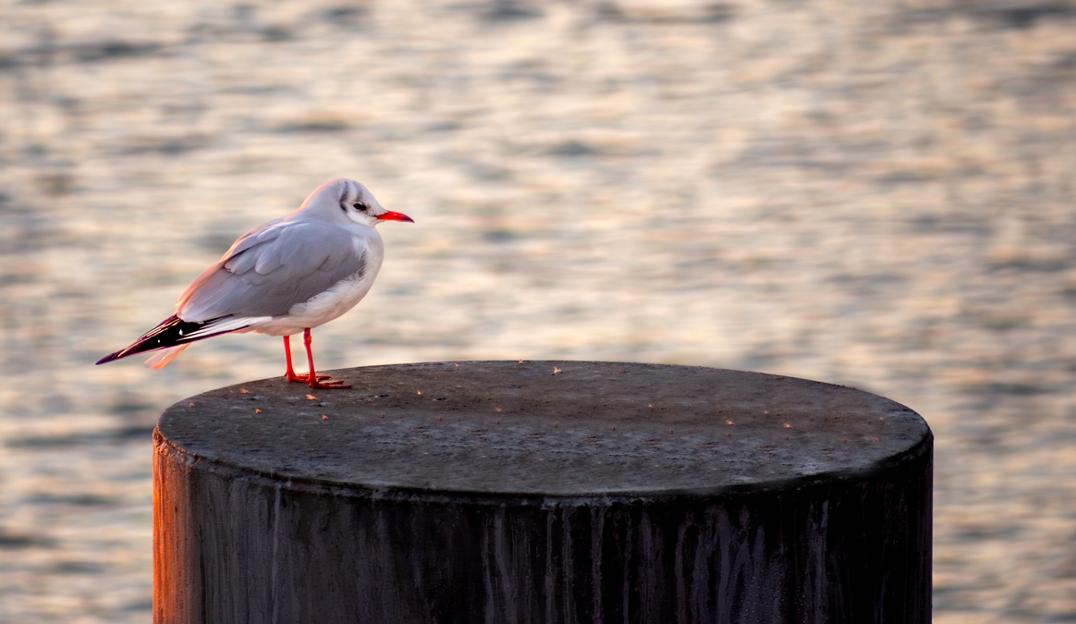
[153,361,931,623]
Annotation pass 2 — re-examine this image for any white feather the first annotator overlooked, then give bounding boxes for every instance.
[182,315,273,339]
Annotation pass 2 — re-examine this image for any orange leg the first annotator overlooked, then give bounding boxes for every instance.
[283,335,305,383]
[282,333,333,385]
[282,329,350,390]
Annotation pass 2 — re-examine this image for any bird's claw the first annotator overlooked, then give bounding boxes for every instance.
[286,372,350,389]
[308,378,351,390]
[286,372,331,383]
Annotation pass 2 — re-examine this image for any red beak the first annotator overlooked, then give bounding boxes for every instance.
[376,210,414,223]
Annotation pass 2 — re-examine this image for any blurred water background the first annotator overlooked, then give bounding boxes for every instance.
[1,0,1075,621]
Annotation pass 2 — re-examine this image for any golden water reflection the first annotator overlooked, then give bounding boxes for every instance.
[1,0,1075,621]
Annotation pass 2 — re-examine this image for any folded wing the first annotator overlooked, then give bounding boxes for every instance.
[178,221,367,322]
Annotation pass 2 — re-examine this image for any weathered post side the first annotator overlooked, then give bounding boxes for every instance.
[153,361,932,623]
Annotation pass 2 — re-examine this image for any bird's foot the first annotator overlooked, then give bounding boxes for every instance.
[307,377,351,390]
[286,372,331,384]
[285,372,351,389]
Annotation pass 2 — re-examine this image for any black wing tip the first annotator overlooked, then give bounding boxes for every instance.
[96,315,184,366]
[95,314,239,366]
[95,351,123,365]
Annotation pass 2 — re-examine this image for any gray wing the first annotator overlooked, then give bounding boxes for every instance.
[177,221,366,321]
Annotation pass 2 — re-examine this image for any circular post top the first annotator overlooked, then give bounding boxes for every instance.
[156,361,930,498]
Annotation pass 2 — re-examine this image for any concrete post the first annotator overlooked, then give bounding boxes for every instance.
[153,361,932,623]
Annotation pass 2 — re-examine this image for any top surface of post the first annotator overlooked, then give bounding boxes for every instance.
[156,361,930,498]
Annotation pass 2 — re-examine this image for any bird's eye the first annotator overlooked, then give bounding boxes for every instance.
[352,203,368,212]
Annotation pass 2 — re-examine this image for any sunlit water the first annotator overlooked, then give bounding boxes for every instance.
[1,0,1075,621]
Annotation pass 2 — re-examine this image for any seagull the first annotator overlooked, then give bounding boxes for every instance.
[96,178,413,389]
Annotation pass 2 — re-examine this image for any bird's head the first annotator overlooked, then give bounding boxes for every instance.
[306,178,414,227]
[339,179,413,227]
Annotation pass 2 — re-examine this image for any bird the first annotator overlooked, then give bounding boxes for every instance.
[96,178,413,389]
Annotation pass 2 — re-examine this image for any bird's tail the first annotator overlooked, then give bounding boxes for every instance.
[95,314,248,367]
[144,345,190,370]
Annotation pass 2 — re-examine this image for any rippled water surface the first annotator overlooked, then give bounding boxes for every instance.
[2,0,1075,621]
